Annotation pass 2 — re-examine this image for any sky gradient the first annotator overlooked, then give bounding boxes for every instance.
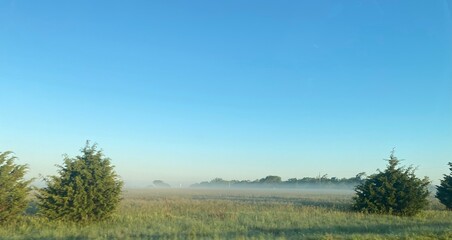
[1,0,451,186]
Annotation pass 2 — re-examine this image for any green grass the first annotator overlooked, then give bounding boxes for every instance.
[1,188,451,239]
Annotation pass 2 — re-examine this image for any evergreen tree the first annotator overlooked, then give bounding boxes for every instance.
[352,151,430,216]
[0,151,32,223]
[37,142,123,222]
[436,162,452,210]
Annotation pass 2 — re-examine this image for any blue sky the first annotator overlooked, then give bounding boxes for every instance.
[1,1,451,186]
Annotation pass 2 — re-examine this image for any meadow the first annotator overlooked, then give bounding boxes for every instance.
[1,188,451,239]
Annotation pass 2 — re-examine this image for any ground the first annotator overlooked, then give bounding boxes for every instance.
[1,188,451,239]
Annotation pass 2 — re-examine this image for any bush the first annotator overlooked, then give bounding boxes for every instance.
[352,151,430,216]
[436,162,452,210]
[37,142,123,222]
[0,151,32,223]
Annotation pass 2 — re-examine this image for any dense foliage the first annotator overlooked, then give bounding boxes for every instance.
[37,142,123,222]
[0,151,32,223]
[436,162,452,210]
[352,152,430,216]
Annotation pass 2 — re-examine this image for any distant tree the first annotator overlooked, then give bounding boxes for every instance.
[37,142,123,222]
[287,178,298,184]
[210,178,227,183]
[153,180,171,188]
[0,151,32,223]
[352,151,430,216]
[436,162,452,210]
[259,175,282,184]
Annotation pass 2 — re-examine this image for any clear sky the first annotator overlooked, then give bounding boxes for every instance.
[1,1,451,187]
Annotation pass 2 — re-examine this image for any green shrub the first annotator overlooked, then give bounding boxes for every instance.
[37,142,123,222]
[352,151,429,216]
[0,151,32,223]
[436,162,452,210]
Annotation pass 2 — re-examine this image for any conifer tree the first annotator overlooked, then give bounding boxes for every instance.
[37,142,123,222]
[0,151,32,223]
[436,162,452,210]
[352,151,430,216]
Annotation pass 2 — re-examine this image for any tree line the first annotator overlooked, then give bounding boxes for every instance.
[191,173,367,189]
[1,142,451,224]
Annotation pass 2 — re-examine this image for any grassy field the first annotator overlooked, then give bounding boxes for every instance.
[1,188,451,239]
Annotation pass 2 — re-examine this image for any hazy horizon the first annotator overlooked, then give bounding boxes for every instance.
[1,1,451,187]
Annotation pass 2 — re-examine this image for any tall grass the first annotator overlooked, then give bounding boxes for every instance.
[1,188,451,239]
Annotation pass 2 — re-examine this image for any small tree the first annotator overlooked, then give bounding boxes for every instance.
[0,151,32,223]
[352,151,430,216]
[436,162,452,210]
[37,142,123,222]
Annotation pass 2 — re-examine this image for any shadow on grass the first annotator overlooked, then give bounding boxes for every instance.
[21,222,451,240]
[249,222,452,238]
[138,222,450,239]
